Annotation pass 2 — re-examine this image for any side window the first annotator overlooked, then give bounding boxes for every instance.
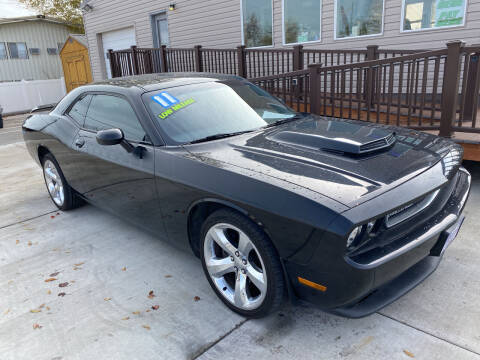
[67,94,92,125]
[84,94,146,142]
[7,42,28,59]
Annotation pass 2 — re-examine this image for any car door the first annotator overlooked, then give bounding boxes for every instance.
[72,93,165,235]
[55,93,93,185]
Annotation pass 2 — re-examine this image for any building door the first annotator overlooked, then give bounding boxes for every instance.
[153,12,169,48]
[102,27,136,79]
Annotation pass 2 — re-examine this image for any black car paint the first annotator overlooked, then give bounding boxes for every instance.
[22,74,470,317]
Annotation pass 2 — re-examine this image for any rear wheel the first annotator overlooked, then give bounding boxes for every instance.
[200,209,285,318]
[41,153,83,211]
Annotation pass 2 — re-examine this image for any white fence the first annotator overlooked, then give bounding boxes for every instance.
[0,78,66,115]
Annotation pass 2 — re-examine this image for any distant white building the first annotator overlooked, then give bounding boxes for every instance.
[0,15,81,81]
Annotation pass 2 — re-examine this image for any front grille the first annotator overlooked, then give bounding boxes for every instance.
[360,133,396,153]
[385,189,440,228]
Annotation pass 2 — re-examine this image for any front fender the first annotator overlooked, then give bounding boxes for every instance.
[155,148,347,259]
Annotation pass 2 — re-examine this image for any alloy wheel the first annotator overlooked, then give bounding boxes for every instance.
[43,159,65,207]
[203,223,267,310]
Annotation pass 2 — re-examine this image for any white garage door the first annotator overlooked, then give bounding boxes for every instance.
[102,27,136,79]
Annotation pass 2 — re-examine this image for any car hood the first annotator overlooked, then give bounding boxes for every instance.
[185,116,457,208]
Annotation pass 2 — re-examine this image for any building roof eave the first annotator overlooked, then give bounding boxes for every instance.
[0,15,81,28]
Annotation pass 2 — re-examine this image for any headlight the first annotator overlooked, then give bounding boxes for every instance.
[346,220,377,250]
[441,147,462,178]
[346,226,361,249]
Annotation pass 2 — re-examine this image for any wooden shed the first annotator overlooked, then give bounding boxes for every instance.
[60,34,92,92]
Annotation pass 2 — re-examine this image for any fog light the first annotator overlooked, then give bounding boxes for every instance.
[346,226,361,249]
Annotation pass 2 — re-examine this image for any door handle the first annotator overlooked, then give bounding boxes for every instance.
[75,138,85,148]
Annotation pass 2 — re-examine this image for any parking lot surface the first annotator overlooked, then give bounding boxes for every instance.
[1,115,479,359]
[0,114,25,146]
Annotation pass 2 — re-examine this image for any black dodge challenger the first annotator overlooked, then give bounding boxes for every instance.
[23,73,471,318]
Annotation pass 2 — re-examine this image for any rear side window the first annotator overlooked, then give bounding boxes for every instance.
[84,94,146,142]
[67,95,92,124]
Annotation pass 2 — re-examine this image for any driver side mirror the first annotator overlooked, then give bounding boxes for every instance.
[96,128,134,153]
[96,128,123,145]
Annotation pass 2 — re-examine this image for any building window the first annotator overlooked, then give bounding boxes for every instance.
[241,0,273,48]
[335,0,384,39]
[29,48,40,55]
[0,43,6,59]
[283,0,322,44]
[402,0,467,31]
[47,48,58,55]
[7,42,28,59]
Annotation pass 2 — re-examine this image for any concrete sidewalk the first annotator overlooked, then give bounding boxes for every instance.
[1,139,479,360]
[0,114,27,146]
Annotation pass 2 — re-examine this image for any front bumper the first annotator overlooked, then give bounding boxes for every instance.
[285,167,471,317]
[331,215,464,318]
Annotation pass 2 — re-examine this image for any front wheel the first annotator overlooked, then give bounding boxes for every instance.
[200,209,285,318]
[42,153,83,211]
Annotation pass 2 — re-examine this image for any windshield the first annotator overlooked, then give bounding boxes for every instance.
[142,80,297,144]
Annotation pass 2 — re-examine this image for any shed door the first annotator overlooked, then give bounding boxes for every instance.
[102,27,136,79]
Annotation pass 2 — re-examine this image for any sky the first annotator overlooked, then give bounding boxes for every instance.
[0,0,37,18]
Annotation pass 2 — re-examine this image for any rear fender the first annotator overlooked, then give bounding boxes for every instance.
[22,114,58,132]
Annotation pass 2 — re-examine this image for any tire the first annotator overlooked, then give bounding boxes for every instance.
[41,152,83,211]
[200,208,285,318]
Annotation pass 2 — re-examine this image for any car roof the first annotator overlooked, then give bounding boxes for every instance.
[91,72,245,92]
[53,72,246,121]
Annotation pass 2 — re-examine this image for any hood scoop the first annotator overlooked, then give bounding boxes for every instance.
[268,130,396,155]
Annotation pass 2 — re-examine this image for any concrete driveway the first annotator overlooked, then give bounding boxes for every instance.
[0,114,25,146]
[1,115,479,360]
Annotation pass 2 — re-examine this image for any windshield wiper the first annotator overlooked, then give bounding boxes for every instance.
[187,130,255,144]
[265,114,305,128]
[186,114,305,145]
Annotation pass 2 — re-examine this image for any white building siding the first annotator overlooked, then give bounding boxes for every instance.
[83,0,480,81]
[0,20,72,81]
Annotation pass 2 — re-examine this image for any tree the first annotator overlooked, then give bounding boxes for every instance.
[285,19,299,44]
[19,0,83,28]
[245,13,261,48]
[245,13,272,47]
